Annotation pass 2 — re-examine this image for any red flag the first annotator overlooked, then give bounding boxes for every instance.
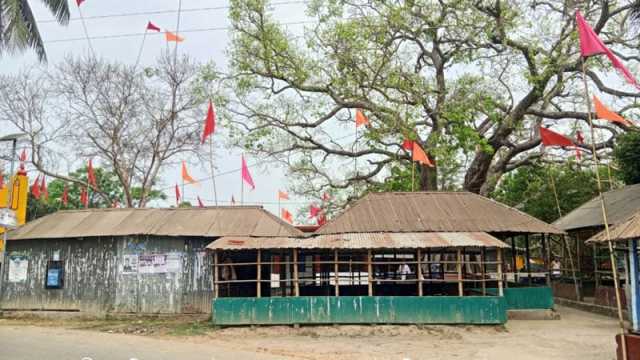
[309,204,321,218]
[593,96,632,126]
[412,142,435,167]
[201,100,216,144]
[576,131,585,144]
[146,21,161,32]
[197,196,205,208]
[576,11,640,89]
[165,31,184,42]
[80,187,88,208]
[62,184,69,206]
[540,127,574,147]
[30,174,41,199]
[241,156,255,190]
[76,0,85,6]
[231,195,236,205]
[40,176,48,200]
[317,212,327,226]
[181,161,198,184]
[175,184,181,205]
[0,173,3,189]
[281,208,293,224]
[402,139,414,151]
[277,190,289,200]
[19,149,27,162]
[355,109,369,127]
[87,159,98,189]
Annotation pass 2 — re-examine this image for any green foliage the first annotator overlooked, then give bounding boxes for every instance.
[614,131,640,185]
[27,166,166,221]
[491,163,617,223]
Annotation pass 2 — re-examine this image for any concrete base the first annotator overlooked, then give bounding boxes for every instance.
[1,310,209,321]
[555,297,629,320]
[507,309,560,320]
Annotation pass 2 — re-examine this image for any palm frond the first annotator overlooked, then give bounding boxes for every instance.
[2,0,47,61]
[632,1,640,28]
[40,0,69,25]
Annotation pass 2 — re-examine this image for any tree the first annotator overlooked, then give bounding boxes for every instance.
[26,166,167,220]
[492,162,619,224]
[0,0,70,61]
[613,131,640,185]
[225,0,637,202]
[0,52,217,207]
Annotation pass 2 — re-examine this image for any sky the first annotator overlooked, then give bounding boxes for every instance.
[0,0,318,221]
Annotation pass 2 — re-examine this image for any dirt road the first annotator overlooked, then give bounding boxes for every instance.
[0,305,620,360]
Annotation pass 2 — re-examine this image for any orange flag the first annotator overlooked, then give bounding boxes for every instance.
[412,142,434,167]
[593,96,632,126]
[355,109,369,127]
[181,161,198,185]
[277,190,289,200]
[281,208,293,224]
[165,31,184,42]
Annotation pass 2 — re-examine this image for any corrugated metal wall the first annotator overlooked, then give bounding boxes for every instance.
[0,236,214,314]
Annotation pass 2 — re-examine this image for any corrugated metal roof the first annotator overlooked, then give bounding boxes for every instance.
[207,232,509,250]
[316,192,562,235]
[553,184,640,231]
[587,210,640,243]
[8,207,304,240]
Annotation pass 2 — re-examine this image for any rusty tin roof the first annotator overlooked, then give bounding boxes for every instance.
[8,207,303,240]
[587,210,640,243]
[316,192,562,235]
[207,232,509,251]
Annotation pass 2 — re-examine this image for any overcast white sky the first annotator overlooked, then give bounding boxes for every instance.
[0,0,319,221]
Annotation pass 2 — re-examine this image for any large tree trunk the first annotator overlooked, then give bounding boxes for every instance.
[419,163,438,191]
[463,151,494,194]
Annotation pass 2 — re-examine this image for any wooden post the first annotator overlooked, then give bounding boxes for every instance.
[427,249,432,279]
[525,234,532,286]
[457,249,463,296]
[481,248,487,296]
[593,244,600,288]
[367,249,373,296]
[511,236,518,285]
[334,249,339,296]
[542,234,550,286]
[417,249,423,296]
[213,250,219,298]
[497,248,504,297]
[256,249,262,298]
[628,239,640,333]
[293,249,300,297]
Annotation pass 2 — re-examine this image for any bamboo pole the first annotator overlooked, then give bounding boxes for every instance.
[497,249,504,297]
[457,249,463,296]
[213,250,219,298]
[293,249,300,297]
[417,249,423,296]
[256,250,261,298]
[334,249,340,296]
[481,248,487,296]
[542,234,550,287]
[525,234,532,286]
[581,59,627,359]
[367,249,373,296]
[411,162,415,192]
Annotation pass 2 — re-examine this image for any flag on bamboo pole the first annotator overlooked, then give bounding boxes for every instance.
[181,161,198,185]
[281,208,293,224]
[309,204,321,218]
[80,187,88,208]
[197,196,205,208]
[277,190,289,200]
[19,149,27,162]
[317,212,327,226]
[593,96,632,126]
[241,156,255,190]
[540,127,574,147]
[76,0,85,6]
[165,31,184,42]
[30,175,41,199]
[40,176,48,200]
[146,21,161,32]
[402,139,414,151]
[355,109,369,127]
[87,159,98,189]
[412,142,435,167]
[576,11,640,89]
[201,100,216,144]
[175,184,181,206]
[62,184,69,206]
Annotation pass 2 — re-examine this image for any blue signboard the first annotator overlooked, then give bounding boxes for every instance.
[46,268,62,288]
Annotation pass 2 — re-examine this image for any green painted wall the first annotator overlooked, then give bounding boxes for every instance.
[212,296,508,325]
[482,287,554,310]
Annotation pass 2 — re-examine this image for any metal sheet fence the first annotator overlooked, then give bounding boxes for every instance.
[212,296,508,325]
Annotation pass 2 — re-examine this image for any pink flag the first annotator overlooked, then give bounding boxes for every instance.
[576,11,640,89]
[309,204,321,218]
[241,156,255,190]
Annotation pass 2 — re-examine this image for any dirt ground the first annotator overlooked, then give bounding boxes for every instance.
[0,305,621,360]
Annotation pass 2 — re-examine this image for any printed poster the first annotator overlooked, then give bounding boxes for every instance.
[166,253,182,273]
[138,254,167,274]
[122,254,138,274]
[8,256,28,282]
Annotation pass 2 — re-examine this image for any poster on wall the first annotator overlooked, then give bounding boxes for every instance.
[122,254,138,274]
[165,253,182,273]
[138,254,167,274]
[8,256,28,282]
